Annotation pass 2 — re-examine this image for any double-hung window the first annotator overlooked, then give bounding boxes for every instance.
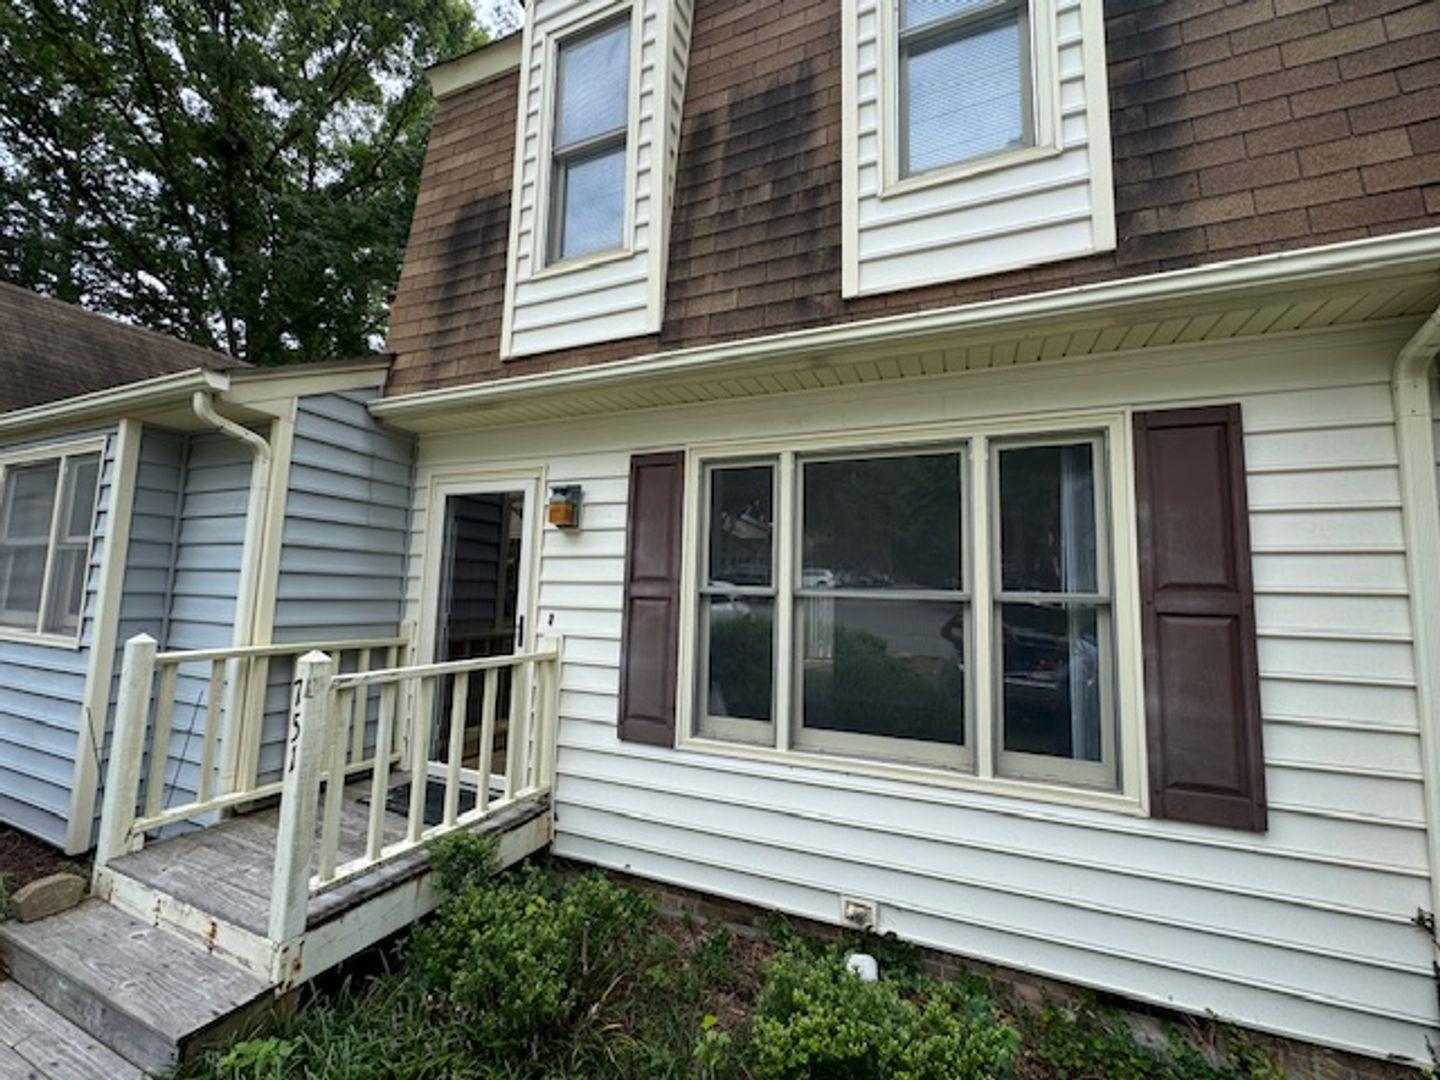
[547,14,631,265]
[690,426,1120,794]
[898,0,1033,177]
[0,450,101,638]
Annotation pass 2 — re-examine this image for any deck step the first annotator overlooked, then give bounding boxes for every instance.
[0,900,273,1073]
[0,979,144,1080]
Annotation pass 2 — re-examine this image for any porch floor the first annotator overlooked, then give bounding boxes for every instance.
[107,778,533,937]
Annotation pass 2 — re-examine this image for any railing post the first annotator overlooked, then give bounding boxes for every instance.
[268,650,334,947]
[94,634,158,876]
[537,636,563,791]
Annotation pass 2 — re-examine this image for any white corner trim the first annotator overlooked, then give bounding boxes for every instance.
[428,33,524,98]
[373,227,1440,422]
[0,368,230,441]
[64,418,142,854]
[1392,304,1440,928]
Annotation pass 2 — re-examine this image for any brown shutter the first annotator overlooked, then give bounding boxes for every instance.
[1134,405,1266,831]
[617,452,685,746]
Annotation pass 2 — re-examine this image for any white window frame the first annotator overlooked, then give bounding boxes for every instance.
[877,0,1061,196]
[533,2,640,277]
[0,437,106,649]
[676,411,1146,816]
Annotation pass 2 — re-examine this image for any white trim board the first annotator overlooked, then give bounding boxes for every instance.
[65,419,143,853]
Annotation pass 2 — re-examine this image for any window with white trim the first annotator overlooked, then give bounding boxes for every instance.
[692,430,1118,790]
[898,0,1033,177]
[0,452,100,637]
[547,13,631,265]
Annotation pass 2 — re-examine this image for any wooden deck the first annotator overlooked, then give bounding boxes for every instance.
[108,782,414,937]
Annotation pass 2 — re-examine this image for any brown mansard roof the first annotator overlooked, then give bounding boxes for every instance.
[386,0,1440,397]
[0,281,243,413]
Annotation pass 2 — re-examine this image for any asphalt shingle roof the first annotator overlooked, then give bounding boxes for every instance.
[0,282,243,413]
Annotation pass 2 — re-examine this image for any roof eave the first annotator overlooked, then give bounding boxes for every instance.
[0,367,230,440]
[372,227,1440,429]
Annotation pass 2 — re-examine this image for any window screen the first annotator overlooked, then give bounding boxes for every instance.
[899,0,1032,176]
[550,16,631,263]
[0,452,100,635]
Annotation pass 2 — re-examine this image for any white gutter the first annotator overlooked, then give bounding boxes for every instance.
[372,226,1440,423]
[191,390,272,791]
[0,367,229,439]
[1393,305,1440,934]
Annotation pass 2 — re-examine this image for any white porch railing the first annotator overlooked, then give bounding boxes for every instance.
[94,631,562,977]
[268,640,561,942]
[94,633,409,867]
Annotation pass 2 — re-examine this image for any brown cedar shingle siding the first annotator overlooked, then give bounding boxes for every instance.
[0,282,240,413]
[385,0,1440,396]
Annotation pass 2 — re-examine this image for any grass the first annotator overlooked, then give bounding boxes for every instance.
[173,842,1290,1080]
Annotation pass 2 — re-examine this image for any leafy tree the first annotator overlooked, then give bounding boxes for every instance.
[0,1,483,364]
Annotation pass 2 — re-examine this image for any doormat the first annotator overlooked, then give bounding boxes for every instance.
[365,778,480,827]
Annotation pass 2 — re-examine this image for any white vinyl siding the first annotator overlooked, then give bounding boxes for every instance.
[842,0,1115,296]
[501,0,693,358]
[403,321,1435,1065]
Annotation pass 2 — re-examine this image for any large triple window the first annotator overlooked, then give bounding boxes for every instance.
[693,428,1116,790]
[898,0,1034,177]
[547,14,631,265]
[0,450,101,639]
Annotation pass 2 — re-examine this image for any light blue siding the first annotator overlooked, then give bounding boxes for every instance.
[142,429,254,814]
[255,390,414,783]
[0,426,117,846]
[91,428,186,837]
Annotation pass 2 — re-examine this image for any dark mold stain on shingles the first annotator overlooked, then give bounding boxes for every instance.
[431,188,512,328]
[662,58,844,345]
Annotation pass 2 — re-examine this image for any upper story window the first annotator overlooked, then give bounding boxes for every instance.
[841,0,1115,297]
[899,0,1032,176]
[0,449,101,639]
[547,15,632,265]
[502,0,691,358]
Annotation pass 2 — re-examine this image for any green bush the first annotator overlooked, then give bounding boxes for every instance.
[749,950,1019,1080]
[413,847,655,1056]
[1021,995,1286,1080]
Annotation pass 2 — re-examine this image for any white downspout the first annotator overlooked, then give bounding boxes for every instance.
[192,390,272,792]
[1394,307,1440,938]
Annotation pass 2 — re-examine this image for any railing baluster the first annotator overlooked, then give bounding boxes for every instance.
[143,663,180,818]
[317,685,352,884]
[443,672,469,827]
[197,660,225,802]
[349,648,371,765]
[407,675,434,842]
[367,681,397,862]
[477,668,497,814]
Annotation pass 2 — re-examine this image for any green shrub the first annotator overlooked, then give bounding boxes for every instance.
[412,860,655,1056]
[1021,995,1286,1080]
[749,950,1019,1080]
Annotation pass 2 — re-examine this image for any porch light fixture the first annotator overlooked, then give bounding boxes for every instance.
[548,484,582,528]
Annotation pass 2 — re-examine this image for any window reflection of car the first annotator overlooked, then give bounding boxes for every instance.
[1001,620,1099,756]
[709,581,754,620]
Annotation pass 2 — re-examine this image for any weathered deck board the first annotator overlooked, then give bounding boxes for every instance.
[0,979,143,1080]
[0,903,270,1072]
[109,783,410,937]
